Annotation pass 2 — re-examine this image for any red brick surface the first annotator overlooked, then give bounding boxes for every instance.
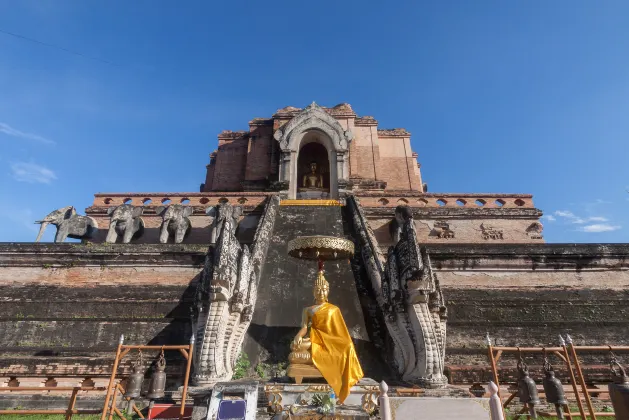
[201,105,425,192]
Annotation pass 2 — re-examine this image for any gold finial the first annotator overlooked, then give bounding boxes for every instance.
[314,269,329,290]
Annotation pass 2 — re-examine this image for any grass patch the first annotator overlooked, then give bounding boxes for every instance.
[0,411,142,420]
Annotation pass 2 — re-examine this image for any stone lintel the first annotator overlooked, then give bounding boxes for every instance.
[354,116,378,126]
[426,243,629,269]
[248,118,273,126]
[377,128,411,137]
[217,130,248,140]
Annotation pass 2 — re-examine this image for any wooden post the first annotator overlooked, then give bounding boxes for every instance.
[109,382,120,420]
[563,403,573,420]
[566,335,597,420]
[378,381,391,420]
[179,335,195,420]
[488,382,505,420]
[65,387,79,420]
[131,402,145,419]
[560,335,587,420]
[101,335,124,420]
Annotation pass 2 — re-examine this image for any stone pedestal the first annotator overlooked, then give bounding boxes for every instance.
[286,364,323,385]
[297,188,330,199]
[271,405,370,419]
[185,381,259,420]
[264,378,379,418]
[388,397,491,420]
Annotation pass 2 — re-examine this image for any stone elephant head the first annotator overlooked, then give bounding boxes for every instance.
[389,205,413,244]
[105,204,145,243]
[35,205,99,243]
[155,204,193,244]
[206,203,243,245]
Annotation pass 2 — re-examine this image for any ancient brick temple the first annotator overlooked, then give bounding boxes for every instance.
[1,102,627,394]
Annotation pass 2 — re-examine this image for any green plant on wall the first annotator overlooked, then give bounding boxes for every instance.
[254,361,287,379]
[232,352,250,379]
[255,363,267,379]
[310,393,334,414]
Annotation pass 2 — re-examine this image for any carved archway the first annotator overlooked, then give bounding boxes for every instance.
[274,102,353,199]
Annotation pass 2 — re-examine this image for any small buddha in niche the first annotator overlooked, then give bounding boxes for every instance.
[302,161,324,189]
[288,269,364,403]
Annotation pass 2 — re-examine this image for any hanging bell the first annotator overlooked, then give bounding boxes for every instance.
[608,354,629,419]
[517,358,540,419]
[124,357,145,399]
[146,352,167,400]
[542,358,566,419]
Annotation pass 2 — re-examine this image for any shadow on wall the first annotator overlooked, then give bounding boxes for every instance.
[139,275,199,389]
[148,275,199,347]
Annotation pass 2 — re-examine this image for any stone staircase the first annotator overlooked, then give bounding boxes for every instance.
[243,204,389,379]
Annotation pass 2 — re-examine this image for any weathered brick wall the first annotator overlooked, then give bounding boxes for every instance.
[83,193,541,245]
[367,217,543,245]
[377,135,421,190]
[244,123,274,182]
[0,244,205,391]
[203,162,215,192]
[365,204,544,245]
[350,124,382,181]
[210,133,249,191]
[200,105,426,193]
[429,244,629,384]
[3,242,626,388]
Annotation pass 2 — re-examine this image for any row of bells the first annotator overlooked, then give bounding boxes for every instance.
[517,360,568,419]
[609,357,629,419]
[518,358,629,419]
[124,355,167,400]
[518,365,567,405]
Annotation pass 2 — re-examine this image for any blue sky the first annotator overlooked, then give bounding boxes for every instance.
[1,0,628,243]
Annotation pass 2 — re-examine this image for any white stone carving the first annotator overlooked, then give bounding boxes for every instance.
[347,197,448,388]
[192,196,280,386]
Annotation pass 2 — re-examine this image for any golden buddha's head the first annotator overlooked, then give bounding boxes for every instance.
[310,161,318,174]
[313,270,329,304]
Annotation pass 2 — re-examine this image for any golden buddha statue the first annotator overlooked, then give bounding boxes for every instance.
[287,269,364,403]
[302,162,324,189]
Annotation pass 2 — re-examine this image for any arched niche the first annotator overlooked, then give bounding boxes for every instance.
[295,133,333,198]
[274,102,353,199]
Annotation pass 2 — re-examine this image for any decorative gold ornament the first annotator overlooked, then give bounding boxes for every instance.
[361,389,378,414]
[287,235,354,260]
[306,384,331,393]
[314,270,329,290]
[265,385,284,414]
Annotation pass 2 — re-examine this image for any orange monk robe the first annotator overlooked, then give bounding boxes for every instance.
[310,302,364,403]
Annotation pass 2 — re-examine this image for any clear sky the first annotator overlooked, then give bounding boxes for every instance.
[1,0,628,243]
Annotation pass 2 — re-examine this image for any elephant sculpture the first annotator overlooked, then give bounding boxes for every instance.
[35,206,99,243]
[155,204,193,244]
[206,202,243,245]
[105,204,145,243]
